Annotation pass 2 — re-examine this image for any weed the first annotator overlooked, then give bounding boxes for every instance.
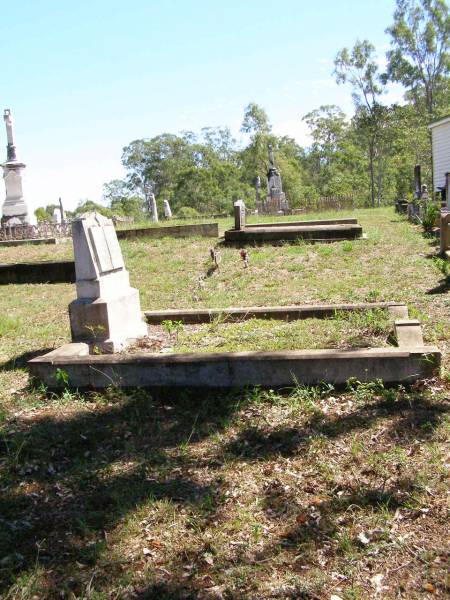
[342,240,354,252]
[55,367,69,387]
[0,316,20,337]
[161,319,184,341]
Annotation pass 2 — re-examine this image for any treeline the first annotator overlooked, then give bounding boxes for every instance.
[36,0,449,221]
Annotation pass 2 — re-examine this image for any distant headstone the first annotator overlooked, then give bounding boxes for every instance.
[68,212,147,352]
[255,176,262,213]
[414,164,422,200]
[58,197,65,222]
[234,200,246,230]
[163,199,172,218]
[150,193,158,223]
[52,208,61,223]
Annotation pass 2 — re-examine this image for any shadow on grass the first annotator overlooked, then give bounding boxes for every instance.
[221,396,448,461]
[0,348,55,372]
[427,276,450,294]
[0,387,447,597]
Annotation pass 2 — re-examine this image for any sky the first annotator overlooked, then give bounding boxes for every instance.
[1,0,405,213]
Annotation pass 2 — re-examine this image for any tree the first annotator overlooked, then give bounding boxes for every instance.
[102,179,131,204]
[385,0,450,117]
[73,199,113,218]
[240,103,271,135]
[334,40,388,206]
[121,134,194,200]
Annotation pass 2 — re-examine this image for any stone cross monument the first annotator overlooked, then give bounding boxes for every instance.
[1,109,31,225]
[69,212,147,352]
[265,144,289,214]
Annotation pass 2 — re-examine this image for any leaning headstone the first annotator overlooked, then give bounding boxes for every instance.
[234,200,246,230]
[163,199,172,218]
[150,193,158,223]
[68,212,147,352]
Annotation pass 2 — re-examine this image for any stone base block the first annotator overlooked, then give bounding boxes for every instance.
[69,288,148,352]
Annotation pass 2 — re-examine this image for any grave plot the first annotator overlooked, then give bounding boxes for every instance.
[28,211,439,389]
[224,201,363,244]
[29,311,439,389]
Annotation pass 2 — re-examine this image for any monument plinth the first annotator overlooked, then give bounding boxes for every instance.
[1,109,31,225]
[69,212,148,352]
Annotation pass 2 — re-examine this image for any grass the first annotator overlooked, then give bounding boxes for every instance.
[0,206,449,598]
[157,309,391,353]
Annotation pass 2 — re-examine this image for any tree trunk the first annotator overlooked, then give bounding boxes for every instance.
[369,141,375,208]
[377,157,382,207]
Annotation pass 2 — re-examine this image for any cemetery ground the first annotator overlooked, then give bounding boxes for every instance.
[0,207,449,599]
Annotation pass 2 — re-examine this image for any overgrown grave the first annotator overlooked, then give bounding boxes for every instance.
[224,200,364,244]
[29,211,440,388]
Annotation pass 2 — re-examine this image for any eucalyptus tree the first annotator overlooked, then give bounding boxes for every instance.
[385,0,449,117]
[334,40,388,206]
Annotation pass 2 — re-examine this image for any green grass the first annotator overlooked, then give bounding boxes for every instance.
[0,206,449,598]
[169,309,391,353]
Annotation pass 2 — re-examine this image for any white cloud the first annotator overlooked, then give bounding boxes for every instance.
[272,118,312,146]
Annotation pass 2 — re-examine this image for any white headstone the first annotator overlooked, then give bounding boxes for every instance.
[68,212,147,352]
[234,200,246,230]
[53,208,62,223]
[163,199,172,218]
[150,193,158,223]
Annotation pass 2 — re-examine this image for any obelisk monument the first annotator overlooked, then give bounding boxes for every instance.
[1,109,31,225]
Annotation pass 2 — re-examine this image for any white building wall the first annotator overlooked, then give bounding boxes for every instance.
[431,119,450,190]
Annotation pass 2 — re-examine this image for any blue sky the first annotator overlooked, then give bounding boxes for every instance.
[1,0,403,211]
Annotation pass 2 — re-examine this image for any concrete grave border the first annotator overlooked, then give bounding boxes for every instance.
[29,302,440,389]
[0,260,75,285]
[0,237,60,247]
[116,222,219,240]
[224,222,363,244]
[245,218,358,229]
[144,301,408,324]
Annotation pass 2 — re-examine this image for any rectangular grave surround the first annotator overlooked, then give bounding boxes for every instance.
[224,222,363,243]
[28,302,440,389]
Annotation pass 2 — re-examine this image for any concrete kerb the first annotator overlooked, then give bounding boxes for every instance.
[145,302,409,325]
[28,302,440,389]
[0,260,76,284]
[28,344,441,389]
[245,218,358,229]
[0,237,60,247]
[116,222,219,240]
[224,223,363,244]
